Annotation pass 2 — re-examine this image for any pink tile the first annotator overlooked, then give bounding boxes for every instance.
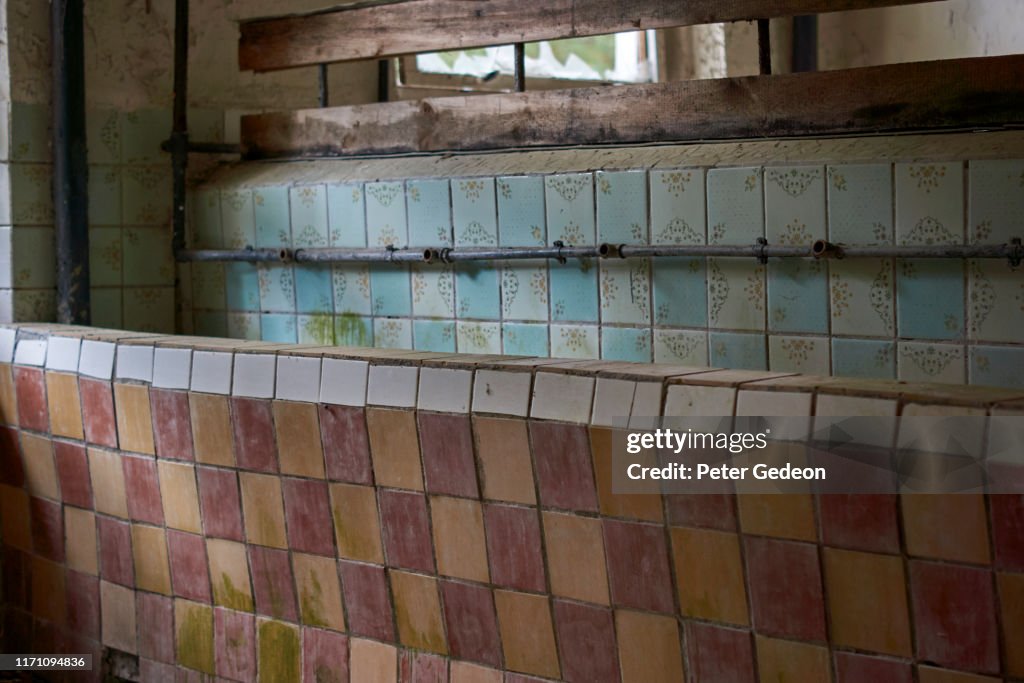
[249,545,298,621]
[30,496,64,562]
[379,489,435,573]
[553,600,619,682]
[167,530,211,602]
[302,627,349,683]
[529,421,598,512]
[819,494,900,554]
[215,607,255,681]
[745,536,826,641]
[338,560,394,642]
[665,493,737,531]
[54,441,91,508]
[686,622,755,683]
[13,367,47,432]
[320,404,373,485]
[281,478,335,556]
[66,570,99,641]
[80,378,118,448]
[418,412,479,498]
[150,389,194,461]
[97,515,134,587]
[140,659,177,682]
[603,519,674,614]
[0,426,25,486]
[196,466,243,541]
[399,651,447,683]
[122,455,164,525]
[990,493,1024,571]
[834,652,912,683]
[484,504,545,592]
[441,580,501,667]
[137,592,174,663]
[909,561,999,674]
[231,397,278,473]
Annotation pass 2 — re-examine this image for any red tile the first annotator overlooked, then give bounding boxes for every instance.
[30,497,64,562]
[0,427,25,486]
[66,570,99,641]
[441,580,501,667]
[1,548,30,610]
[281,478,335,556]
[215,607,255,681]
[603,519,674,614]
[990,494,1024,571]
[13,367,47,432]
[553,600,619,682]
[80,378,117,448]
[418,412,479,498]
[54,441,91,508]
[484,504,545,592]
[97,516,134,587]
[231,397,278,473]
[834,652,912,683]
[686,622,755,683]
[248,545,298,621]
[150,389,194,461]
[379,489,435,573]
[909,561,999,674]
[136,592,174,663]
[122,455,164,525]
[320,404,373,485]
[167,530,211,603]
[505,676,549,683]
[140,659,176,682]
[399,651,447,683]
[666,493,737,531]
[196,466,243,541]
[529,421,598,512]
[819,494,900,554]
[338,560,394,642]
[302,627,349,683]
[746,536,826,641]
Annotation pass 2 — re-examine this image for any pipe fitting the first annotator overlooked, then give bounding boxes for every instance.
[812,239,841,259]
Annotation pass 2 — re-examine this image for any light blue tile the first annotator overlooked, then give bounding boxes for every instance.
[191,189,223,248]
[969,346,1024,389]
[896,259,964,340]
[226,312,261,340]
[501,262,548,321]
[831,338,896,380]
[335,314,373,347]
[88,165,121,226]
[765,166,825,242]
[87,110,120,164]
[257,264,295,313]
[455,262,500,320]
[191,262,225,311]
[332,264,372,316]
[596,171,647,245]
[768,260,828,333]
[327,183,367,248]
[366,182,408,247]
[407,179,452,246]
[706,167,763,245]
[374,319,413,349]
[261,314,297,343]
[370,265,411,317]
[298,314,337,345]
[254,186,291,248]
[827,164,893,244]
[601,327,652,363]
[969,160,1024,244]
[650,169,706,245]
[123,228,174,287]
[600,260,650,325]
[412,265,455,319]
[414,319,456,353]
[453,178,498,247]
[290,185,329,247]
[545,173,595,245]
[497,176,546,247]
[709,332,766,371]
[123,167,172,225]
[221,190,256,249]
[195,311,229,338]
[91,289,122,329]
[502,322,549,357]
[653,257,706,327]
[550,261,598,322]
[120,109,171,164]
[295,265,334,314]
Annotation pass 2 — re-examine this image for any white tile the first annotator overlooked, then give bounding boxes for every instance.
[417,367,472,413]
[79,340,116,380]
[814,394,897,449]
[276,355,322,403]
[988,408,1024,468]
[591,378,635,427]
[664,384,736,417]
[46,336,81,372]
[0,328,15,363]
[735,389,812,441]
[152,348,193,390]
[320,358,369,407]
[232,353,276,398]
[14,338,47,366]
[366,364,419,408]
[190,351,233,395]
[115,344,154,382]
[530,371,595,424]
[629,381,664,429]
[472,369,532,417]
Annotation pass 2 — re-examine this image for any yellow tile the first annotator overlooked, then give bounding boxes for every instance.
[274,401,326,478]
[0,484,32,551]
[46,372,84,440]
[329,483,384,564]
[824,548,911,657]
[239,472,288,549]
[737,493,817,541]
[431,496,489,583]
[175,599,214,674]
[157,461,202,533]
[132,524,172,595]
[101,580,137,653]
[543,511,609,605]
[65,506,98,575]
[350,638,397,683]
[21,433,59,500]
[0,366,18,425]
[756,636,831,683]
[207,538,253,612]
[671,527,749,626]
[114,383,155,455]
[31,556,66,625]
[89,448,129,518]
[495,590,560,679]
[190,392,234,467]
[473,416,536,505]
[366,408,423,491]
[390,570,446,654]
[293,552,346,631]
[616,610,685,683]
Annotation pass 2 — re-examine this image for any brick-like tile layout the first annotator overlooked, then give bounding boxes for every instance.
[1,325,1023,681]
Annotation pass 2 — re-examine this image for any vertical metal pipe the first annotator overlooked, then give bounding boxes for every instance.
[377,60,389,102]
[757,19,772,75]
[514,43,526,91]
[791,14,818,73]
[318,63,329,107]
[51,0,90,324]
[171,0,189,258]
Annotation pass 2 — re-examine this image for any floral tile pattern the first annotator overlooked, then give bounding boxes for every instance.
[829,259,895,338]
[457,321,501,354]
[827,164,893,244]
[408,179,452,247]
[414,319,456,353]
[596,171,647,245]
[453,178,497,248]
[896,259,964,341]
[831,338,896,380]
[550,324,599,359]
[898,341,965,384]
[769,335,829,375]
[601,326,652,363]
[327,183,366,248]
[366,182,408,247]
[289,185,329,248]
[709,332,767,371]
[653,329,708,366]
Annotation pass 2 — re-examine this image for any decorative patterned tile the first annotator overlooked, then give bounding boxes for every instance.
[253,187,291,248]
[412,265,455,318]
[547,174,598,322]
[366,182,408,247]
[550,324,598,359]
[373,318,412,349]
[600,260,650,325]
[769,335,830,374]
[969,159,1024,244]
[10,164,54,225]
[897,342,965,384]
[596,171,647,244]
[650,169,705,245]
[327,182,366,248]
[290,185,329,248]
[452,178,497,247]
[708,258,765,330]
[294,266,334,314]
[653,329,708,366]
[87,109,121,164]
[601,326,652,362]
[549,259,599,322]
[968,259,1024,343]
[501,323,548,357]
[830,259,895,337]
[969,345,1024,389]
[896,162,964,245]
[708,167,763,245]
[332,264,373,316]
[220,190,256,249]
[456,321,500,354]
[768,259,828,333]
[896,259,964,340]
[123,167,172,226]
[456,262,501,320]
[501,262,548,321]
[413,319,456,352]
[124,228,174,287]
[89,166,122,226]
[370,266,411,317]
[827,164,893,244]
[497,176,546,248]
[120,109,170,164]
[653,257,707,328]
[408,179,452,246]
[831,338,896,380]
[709,331,767,370]
[10,228,56,289]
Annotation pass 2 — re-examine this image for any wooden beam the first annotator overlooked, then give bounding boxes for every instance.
[240,0,943,72]
[241,54,1024,159]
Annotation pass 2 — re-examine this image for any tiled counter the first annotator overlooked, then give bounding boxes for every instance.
[1,324,1023,682]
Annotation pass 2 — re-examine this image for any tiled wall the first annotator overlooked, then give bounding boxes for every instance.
[2,323,1023,681]
[188,159,1024,389]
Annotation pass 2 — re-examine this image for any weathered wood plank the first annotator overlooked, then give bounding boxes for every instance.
[240,0,943,72]
[241,54,1024,159]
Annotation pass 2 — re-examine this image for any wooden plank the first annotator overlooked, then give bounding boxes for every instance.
[241,54,1024,159]
[240,0,943,72]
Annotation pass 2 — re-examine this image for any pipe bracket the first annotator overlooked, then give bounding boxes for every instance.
[553,240,567,265]
[1010,238,1023,268]
[756,237,769,264]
